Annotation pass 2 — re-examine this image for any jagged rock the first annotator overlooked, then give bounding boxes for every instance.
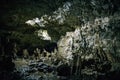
[57,28,81,60]
[37,30,51,40]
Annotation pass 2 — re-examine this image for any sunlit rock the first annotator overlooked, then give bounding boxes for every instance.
[57,28,81,60]
[81,54,94,63]
[37,30,51,40]
[50,2,71,24]
[33,2,71,25]
[34,17,40,23]
[26,17,47,27]
[57,17,114,62]
[25,20,36,26]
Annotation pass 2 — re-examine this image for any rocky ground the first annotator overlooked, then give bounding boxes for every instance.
[11,56,120,80]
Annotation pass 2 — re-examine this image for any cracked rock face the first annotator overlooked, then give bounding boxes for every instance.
[57,17,118,63]
[57,28,81,60]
